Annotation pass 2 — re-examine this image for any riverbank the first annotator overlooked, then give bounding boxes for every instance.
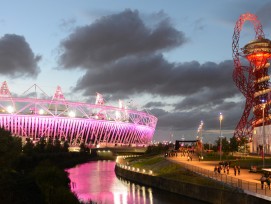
[3,151,115,204]
[0,128,119,204]
[115,155,271,204]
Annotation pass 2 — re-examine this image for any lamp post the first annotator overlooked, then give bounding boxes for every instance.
[197,121,204,158]
[219,113,223,162]
[262,102,266,168]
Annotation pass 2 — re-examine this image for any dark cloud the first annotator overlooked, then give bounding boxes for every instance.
[57,9,245,140]
[0,34,41,78]
[159,60,236,96]
[174,86,239,111]
[74,54,171,98]
[151,100,244,132]
[74,56,237,102]
[144,101,168,108]
[58,9,187,69]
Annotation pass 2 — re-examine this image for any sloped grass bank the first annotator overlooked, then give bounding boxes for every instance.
[125,155,229,189]
[116,155,271,204]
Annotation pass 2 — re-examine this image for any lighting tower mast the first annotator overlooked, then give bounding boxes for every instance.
[232,13,271,142]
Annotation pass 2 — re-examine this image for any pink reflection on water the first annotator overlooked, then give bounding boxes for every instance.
[67,161,204,204]
[67,161,130,203]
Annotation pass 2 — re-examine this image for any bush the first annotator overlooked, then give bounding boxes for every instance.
[34,160,80,204]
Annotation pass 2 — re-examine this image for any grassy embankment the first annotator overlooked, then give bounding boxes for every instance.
[124,154,231,189]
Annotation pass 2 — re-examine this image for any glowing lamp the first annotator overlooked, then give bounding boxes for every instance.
[219,112,223,121]
[243,38,271,67]
[68,111,76,117]
[39,109,44,115]
[7,106,14,113]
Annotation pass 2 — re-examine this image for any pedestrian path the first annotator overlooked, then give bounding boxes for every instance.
[170,156,261,182]
[167,155,271,199]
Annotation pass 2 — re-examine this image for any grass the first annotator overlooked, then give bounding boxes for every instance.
[130,156,164,167]
[125,155,232,190]
[123,152,271,188]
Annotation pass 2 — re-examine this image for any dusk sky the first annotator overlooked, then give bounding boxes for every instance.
[0,0,271,143]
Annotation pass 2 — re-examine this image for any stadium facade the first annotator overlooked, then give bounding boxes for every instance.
[0,81,157,147]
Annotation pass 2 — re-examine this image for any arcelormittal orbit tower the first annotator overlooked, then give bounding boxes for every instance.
[232,13,271,153]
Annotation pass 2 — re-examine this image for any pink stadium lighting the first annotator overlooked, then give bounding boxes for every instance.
[0,81,157,147]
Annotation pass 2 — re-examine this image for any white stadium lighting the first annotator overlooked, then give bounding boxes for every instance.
[69,111,76,118]
[7,106,14,113]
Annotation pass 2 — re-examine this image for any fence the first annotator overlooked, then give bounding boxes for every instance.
[182,162,271,196]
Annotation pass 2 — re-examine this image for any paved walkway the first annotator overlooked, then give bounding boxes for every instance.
[167,154,271,199]
[168,155,261,182]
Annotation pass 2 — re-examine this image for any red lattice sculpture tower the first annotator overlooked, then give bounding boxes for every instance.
[233,13,271,141]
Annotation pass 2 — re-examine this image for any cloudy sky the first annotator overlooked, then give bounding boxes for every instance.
[0,0,270,143]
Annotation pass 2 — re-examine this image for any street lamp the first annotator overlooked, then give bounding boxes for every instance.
[262,102,266,168]
[219,113,223,162]
[197,121,204,158]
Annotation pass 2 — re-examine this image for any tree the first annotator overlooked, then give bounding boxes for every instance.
[46,138,54,153]
[221,137,230,154]
[238,136,249,146]
[237,137,250,153]
[62,141,69,152]
[35,137,46,153]
[53,138,62,152]
[211,143,218,152]
[79,143,90,153]
[23,138,35,154]
[145,143,169,155]
[0,128,22,168]
[34,160,80,204]
[229,136,239,153]
[215,137,230,154]
[203,142,213,150]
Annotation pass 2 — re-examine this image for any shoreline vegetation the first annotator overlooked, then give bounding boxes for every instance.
[0,128,110,204]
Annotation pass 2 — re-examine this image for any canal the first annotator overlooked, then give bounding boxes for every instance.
[67,160,208,204]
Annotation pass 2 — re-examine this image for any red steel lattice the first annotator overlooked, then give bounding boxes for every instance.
[232,13,271,141]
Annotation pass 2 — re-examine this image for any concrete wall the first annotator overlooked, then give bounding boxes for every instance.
[115,165,270,204]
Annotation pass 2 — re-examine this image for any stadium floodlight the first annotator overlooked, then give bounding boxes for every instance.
[39,109,44,115]
[7,106,14,113]
[68,111,76,118]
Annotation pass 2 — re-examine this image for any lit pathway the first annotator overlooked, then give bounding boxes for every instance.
[167,154,271,199]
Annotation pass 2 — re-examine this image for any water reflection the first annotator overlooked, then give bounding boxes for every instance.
[67,160,206,204]
[117,177,153,204]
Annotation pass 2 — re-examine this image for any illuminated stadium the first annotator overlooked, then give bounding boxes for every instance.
[0,81,157,147]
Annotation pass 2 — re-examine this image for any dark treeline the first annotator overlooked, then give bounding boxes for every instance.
[0,128,95,204]
[145,143,170,155]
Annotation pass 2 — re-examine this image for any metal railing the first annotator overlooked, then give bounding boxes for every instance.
[182,162,271,196]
